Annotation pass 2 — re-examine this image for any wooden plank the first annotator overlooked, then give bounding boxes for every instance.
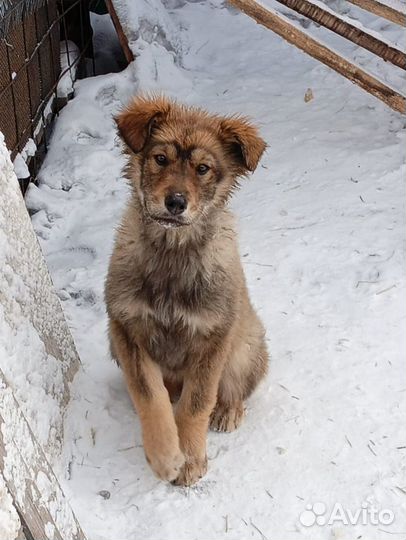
[1,135,82,461]
[0,370,87,540]
[273,0,406,69]
[105,0,134,63]
[1,132,85,538]
[0,470,24,540]
[229,0,406,113]
[346,0,406,26]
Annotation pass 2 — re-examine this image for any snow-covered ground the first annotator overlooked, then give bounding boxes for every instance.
[25,1,405,539]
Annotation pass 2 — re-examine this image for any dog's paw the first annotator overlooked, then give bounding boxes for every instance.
[172,455,208,487]
[210,401,245,432]
[146,448,185,482]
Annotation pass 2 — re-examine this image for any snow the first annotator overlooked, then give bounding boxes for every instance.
[377,0,405,12]
[12,138,36,179]
[12,152,30,179]
[24,0,406,538]
[258,0,405,92]
[111,0,185,54]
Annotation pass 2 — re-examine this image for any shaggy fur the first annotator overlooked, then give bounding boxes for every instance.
[105,95,269,486]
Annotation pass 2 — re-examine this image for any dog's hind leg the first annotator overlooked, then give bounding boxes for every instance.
[211,325,268,433]
[210,361,246,433]
[210,399,245,432]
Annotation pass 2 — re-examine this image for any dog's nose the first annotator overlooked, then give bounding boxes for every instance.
[165,193,187,216]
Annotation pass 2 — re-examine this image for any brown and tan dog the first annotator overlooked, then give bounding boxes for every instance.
[105,95,268,486]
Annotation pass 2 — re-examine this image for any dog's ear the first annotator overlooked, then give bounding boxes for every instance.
[219,117,266,172]
[115,96,171,153]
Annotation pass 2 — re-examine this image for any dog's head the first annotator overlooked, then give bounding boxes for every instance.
[115,95,266,228]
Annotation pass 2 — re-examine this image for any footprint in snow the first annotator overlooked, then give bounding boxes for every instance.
[47,246,96,273]
[76,131,104,145]
[95,84,121,111]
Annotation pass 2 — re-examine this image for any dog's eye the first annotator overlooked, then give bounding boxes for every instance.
[197,164,210,175]
[154,154,168,166]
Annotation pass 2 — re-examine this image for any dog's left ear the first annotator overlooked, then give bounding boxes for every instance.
[219,117,267,172]
[115,95,171,153]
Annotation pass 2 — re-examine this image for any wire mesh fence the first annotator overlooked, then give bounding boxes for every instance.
[0,0,99,192]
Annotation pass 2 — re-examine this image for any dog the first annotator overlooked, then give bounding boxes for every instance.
[105,95,269,486]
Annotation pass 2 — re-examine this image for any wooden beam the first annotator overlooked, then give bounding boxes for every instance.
[0,371,87,540]
[229,0,406,113]
[346,0,406,27]
[105,0,134,63]
[1,137,82,461]
[274,0,406,69]
[1,124,86,539]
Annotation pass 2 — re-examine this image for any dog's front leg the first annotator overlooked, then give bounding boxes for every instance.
[173,343,229,486]
[109,320,185,482]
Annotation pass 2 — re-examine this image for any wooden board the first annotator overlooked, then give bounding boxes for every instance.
[229,0,406,113]
[1,132,85,539]
[0,370,86,540]
[0,136,82,461]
